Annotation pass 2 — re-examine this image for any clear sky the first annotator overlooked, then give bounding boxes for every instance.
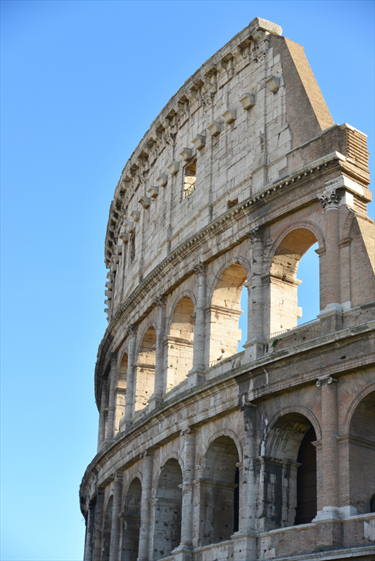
[1,1,374,560]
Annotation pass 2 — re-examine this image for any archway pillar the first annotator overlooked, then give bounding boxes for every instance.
[109,471,123,561]
[317,189,343,334]
[92,488,105,561]
[124,325,137,426]
[313,375,343,548]
[244,229,266,362]
[138,451,154,561]
[187,263,206,387]
[149,296,166,410]
[83,501,96,561]
[98,380,108,451]
[106,353,118,441]
[174,428,196,556]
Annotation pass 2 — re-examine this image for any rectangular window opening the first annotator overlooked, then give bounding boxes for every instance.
[183,159,196,199]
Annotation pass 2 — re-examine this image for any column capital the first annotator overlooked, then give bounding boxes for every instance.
[193,261,206,277]
[316,374,338,387]
[247,227,263,244]
[180,427,197,436]
[126,323,137,337]
[140,450,154,459]
[154,295,166,308]
[114,470,123,481]
[318,188,341,209]
[110,352,118,365]
[239,393,257,411]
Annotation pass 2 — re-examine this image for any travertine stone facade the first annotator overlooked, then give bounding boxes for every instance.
[80,18,375,561]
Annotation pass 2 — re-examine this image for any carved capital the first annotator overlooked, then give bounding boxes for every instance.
[239,392,257,411]
[316,375,338,387]
[180,427,197,436]
[193,262,206,277]
[318,189,341,209]
[126,323,137,337]
[110,352,118,366]
[140,450,154,459]
[154,295,166,308]
[248,227,263,244]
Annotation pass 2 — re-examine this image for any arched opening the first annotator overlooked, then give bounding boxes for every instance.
[200,436,239,546]
[209,264,248,365]
[115,354,127,433]
[296,243,319,325]
[102,496,113,561]
[121,478,141,561]
[153,459,182,560]
[238,286,248,352]
[258,413,317,530]
[270,228,318,336]
[166,297,194,391]
[134,327,156,411]
[349,390,375,514]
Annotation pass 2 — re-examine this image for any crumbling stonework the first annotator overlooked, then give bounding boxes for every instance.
[80,17,375,561]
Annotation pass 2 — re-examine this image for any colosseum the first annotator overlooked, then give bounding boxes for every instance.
[80,17,375,561]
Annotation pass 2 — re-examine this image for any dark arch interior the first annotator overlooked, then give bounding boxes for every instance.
[154,459,182,560]
[102,496,113,561]
[295,427,317,525]
[121,478,142,561]
[201,436,240,546]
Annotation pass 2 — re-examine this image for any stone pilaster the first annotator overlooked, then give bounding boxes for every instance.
[83,501,96,561]
[92,488,105,561]
[98,380,108,451]
[178,429,196,550]
[231,397,257,561]
[109,471,123,561]
[244,229,265,361]
[314,375,342,547]
[188,263,206,387]
[318,189,343,333]
[150,296,166,409]
[124,324,137,425]
[138,451,154,561]
[106,353,118,441]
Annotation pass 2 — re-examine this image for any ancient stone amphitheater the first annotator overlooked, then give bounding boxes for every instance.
[80,17,375,561]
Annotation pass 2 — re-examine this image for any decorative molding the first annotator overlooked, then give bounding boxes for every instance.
[192,134,206,151]
[240,93,255,110]
[167,161,180,176]
[131,210,141,222]
[156,174,168,187]
[222,108,237,123]
[266,75,280,93]
[139,197,151,209]
[147,186,159,199]
[318,188,341,209]
[208,121,222,137]
[316,375,338,387]
[180,147,193,161]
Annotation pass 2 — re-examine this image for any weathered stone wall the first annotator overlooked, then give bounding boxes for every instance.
[81,17,375,561]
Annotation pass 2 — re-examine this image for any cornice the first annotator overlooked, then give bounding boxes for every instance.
[95,151,350,404]
[82,319,375,508]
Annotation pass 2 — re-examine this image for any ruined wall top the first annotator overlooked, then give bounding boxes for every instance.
[103,17,369,324]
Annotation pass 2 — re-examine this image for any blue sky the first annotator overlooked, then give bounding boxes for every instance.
[1,1,374,560]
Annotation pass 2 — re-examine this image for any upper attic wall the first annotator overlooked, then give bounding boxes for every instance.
[269,35,334,147]
[103,17,369,322]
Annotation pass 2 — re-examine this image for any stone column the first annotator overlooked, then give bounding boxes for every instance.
[315,374,342,547]
[188,263,206,387]
[179,429,196,550]
[316,374,339,512]
[231,397,257,561]
[109,471,123,561]
[92,488,105,561]
[244,229,265,361]
[138,451,154,561]
[84,502,96,561]
[151,296,166,407]
[98,380,108,451]
[124,324,137,425]
[318,189,342,333]
[106,353,118,441]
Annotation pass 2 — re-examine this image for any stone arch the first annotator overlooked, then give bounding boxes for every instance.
[166,290,196,334]
[153,452,184,486]
[165,295,195,392]
[207,256,251,303]
[261,405,322,453]
[114,351,128,433]
[200,428,243,464]
[135,320,158,358]
[102,494,113,561]
[348,389,375,514]
[266,221,323,336]
[207,261,249,364]
[343,382,375,434]
[121,477,142,561]
[134,325,157,411]
[153,458,183,560]
[341,208,356,241]
[199,434,240,546]
[258,410,317,530]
